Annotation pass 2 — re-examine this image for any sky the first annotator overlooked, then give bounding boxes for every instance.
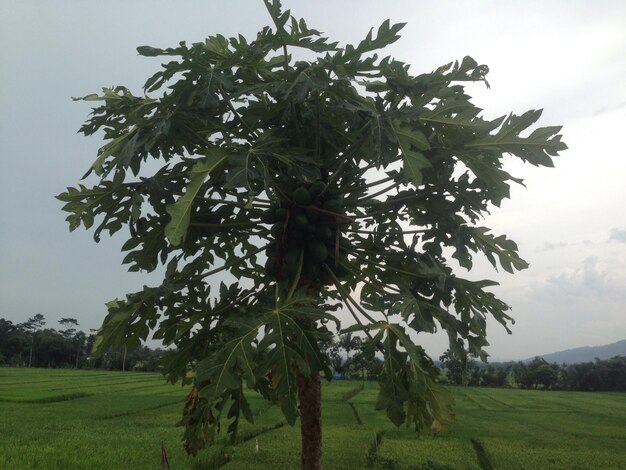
[1,0,625,361]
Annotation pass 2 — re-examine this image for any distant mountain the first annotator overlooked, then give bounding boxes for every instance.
[529,339,626,364]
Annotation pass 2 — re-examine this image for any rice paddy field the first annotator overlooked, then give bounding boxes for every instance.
[0,368,624,469]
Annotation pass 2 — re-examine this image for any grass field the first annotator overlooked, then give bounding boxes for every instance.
[1,368,624,469]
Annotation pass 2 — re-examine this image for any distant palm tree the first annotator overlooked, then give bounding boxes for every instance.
[23,314,45,367]
[338,333,361,364]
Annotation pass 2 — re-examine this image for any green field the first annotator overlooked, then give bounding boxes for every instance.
[1,368,624,469]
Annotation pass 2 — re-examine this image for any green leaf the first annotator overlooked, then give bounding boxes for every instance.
[93,287,159,354]
[459,155,515,202]
[468,227,529,273]
[85,130,137,178]
[466,110,567,167]
[165,149,229,246]
[136,45,164,57]
[370,323,454,431]
[121,217,167,272]
[419,100,504,132]
[376,327,409,425]
[224,150,260,190]
[56,182,132,242]
[255,292,332,424]
[356,20,406,54]
[392,295,437,333]
[451,277,512,337]
[196,316,260,402]
[390,119,431,186]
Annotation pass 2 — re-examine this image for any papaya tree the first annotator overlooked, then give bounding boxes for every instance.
[57,1,566,468]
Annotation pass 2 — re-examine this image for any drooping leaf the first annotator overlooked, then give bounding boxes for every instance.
[165,149,229,246]
[93,286,159,354]
[370,322,455,431]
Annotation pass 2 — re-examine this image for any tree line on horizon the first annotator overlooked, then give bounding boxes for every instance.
[439,350,626,392]
[1,315,624,392]
[0,315,165,371]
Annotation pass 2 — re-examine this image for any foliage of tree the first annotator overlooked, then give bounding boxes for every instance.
[480,364,511,387]
[56,1,566,467]
[23,313,46,367]
[446,356,626,392]
[59,317,79,338]
[319,332,373,379]
[0,318,27,365]
[511,357,560,389]
[439,349,473,386]
[0,316,82,368]
[551,357,626,392]
[337,332,361,366]
[0,316,165,371]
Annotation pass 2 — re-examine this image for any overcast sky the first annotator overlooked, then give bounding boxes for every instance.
[1,1,625,360]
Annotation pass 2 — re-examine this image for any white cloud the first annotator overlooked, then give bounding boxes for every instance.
[544,256,624,297]
[610,228,626,243]
[538,241,569,252]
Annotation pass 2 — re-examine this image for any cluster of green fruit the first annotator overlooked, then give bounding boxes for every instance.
[263,181,349,285]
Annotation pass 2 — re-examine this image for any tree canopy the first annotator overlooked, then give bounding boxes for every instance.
[57,0,566,466]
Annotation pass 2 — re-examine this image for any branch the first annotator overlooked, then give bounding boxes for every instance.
[219,81,259,141]
[199,198,271,209]
[325,127,372,190]
[343,228,427,235]
[190,221,256,229]
[283,248,304,303]
[336,174,396,196]
[323,264,378,324]
[350,181,399,205]
[196,244,269,281]
[347,247,423,279]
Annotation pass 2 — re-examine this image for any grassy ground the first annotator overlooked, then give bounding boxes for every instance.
[0,368,624,469]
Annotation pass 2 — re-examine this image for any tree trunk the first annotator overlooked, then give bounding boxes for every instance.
[297,371,322,470]
[28,336,34,368]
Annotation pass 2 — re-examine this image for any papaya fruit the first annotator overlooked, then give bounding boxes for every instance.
[315,225,333,241]
[303,262,321,279]
[293,186,312,206]
[307,240,329,262]
[322,199,342,214]
[309,180,326,200]
[305,205,320,222]
[283,259,300,278]
[284,248,300,268]
[291,229,305,240]
[270,223,284,238]
[294,213,309,229]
